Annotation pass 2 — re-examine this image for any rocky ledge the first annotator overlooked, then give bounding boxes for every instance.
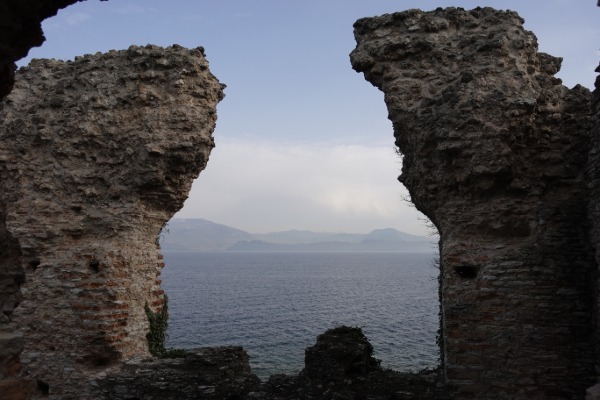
[93,326,448,400]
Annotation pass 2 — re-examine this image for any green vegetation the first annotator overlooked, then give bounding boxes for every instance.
[144,294,187,358]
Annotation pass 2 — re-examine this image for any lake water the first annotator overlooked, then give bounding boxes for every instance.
[160,251,440,379]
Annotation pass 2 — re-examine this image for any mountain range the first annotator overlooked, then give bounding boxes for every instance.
[159,218,437,252]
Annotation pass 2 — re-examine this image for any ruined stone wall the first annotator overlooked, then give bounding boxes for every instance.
[0,45,224,399]
[589,52,600,393]
[351,7,596,399]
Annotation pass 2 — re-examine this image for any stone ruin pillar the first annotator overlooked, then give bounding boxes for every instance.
[587,17,600,399]
[0,44,224,399]
[351,7,596,399]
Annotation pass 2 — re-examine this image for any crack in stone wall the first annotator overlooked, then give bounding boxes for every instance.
[0,44,224,399]
[351,7,597,399]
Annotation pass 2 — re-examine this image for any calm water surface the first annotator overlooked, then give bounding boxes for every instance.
[160,251,439,378]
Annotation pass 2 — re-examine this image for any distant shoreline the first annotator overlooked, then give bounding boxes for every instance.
[160,217,438,252]
[161,249,438,254]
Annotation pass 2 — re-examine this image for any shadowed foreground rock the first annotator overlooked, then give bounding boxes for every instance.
[93,326,448,400]
[94,347,260,399]
[253,326,447,400]
[0,44,224,399]
[351,6,596,399]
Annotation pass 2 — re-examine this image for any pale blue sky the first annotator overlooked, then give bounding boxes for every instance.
[19,1,600,234]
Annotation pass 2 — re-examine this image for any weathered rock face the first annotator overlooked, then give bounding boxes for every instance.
[0,0,100,100]
[0,44,224,399]
[94,347,260,399]
[588,52,600,400]
[351,7,596,399]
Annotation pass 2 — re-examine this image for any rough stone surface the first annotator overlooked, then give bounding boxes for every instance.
[588,30,600,400]
[0,44,224,399]
[93,347,260,399]
[351,7,596,399]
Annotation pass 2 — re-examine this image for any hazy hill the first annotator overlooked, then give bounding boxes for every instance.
[253,230,365,244]
[160,218,437,252]
[160,218,255,251]
[227,239,436,252]
[363,228,435,242]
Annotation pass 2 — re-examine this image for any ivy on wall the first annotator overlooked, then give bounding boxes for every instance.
[144,294,186,358]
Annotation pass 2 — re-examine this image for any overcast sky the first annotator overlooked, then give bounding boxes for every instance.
[18,0,599,235]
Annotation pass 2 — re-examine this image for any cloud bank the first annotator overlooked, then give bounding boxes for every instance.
[174,138,433,236]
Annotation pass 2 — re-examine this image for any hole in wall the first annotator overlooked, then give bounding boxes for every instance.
[79,346,120,369]
[88,259,100,273]
[36,380,50,397]
[453,265,479,279]
[84,354,116,368]
[28,259,40,271]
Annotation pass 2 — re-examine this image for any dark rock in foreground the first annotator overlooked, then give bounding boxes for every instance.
[94,346,260,400]
[254,326,448,400]
[93,327,448,400]
[303,325,381,382]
